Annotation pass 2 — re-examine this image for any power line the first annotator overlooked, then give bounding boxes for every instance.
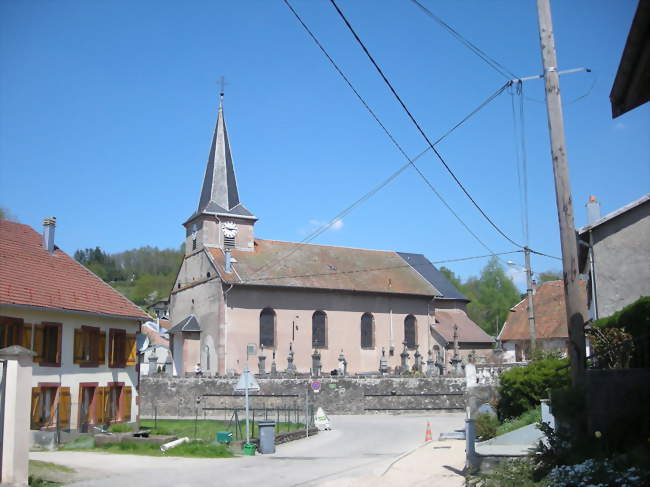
[251,1,514,280]
[509,80,530,246]
[329,0,525,250]
[409,0,518,80]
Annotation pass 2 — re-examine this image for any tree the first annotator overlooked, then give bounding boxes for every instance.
[464,257,521,335]
[538,270,562,283]
[439,266,463,290]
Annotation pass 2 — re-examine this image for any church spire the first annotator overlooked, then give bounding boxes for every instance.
[197,94,240,213]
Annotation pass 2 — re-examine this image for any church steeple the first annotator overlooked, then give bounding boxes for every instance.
[197,94,241,214]
[183,92,257,255]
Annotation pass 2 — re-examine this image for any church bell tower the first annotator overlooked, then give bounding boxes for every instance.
[183,92,257,255]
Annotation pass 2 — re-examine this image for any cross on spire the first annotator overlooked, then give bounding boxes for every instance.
[218,75,228,100]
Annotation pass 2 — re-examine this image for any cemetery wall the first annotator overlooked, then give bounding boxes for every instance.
[140,375,467,417]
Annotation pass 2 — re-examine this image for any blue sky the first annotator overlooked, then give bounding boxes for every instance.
[1,0,648,286]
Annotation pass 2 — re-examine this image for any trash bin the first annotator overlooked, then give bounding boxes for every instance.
[257,420,276,454]
[216,431,233,444]
[242,442,256,456]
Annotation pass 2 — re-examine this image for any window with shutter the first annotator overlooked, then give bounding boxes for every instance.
[404,315,417,349]
[125,334,137,366]
[30,387,42,430]
[107,384,124,423]
[95,387,108,425]
[33,324,44,363]
[259,308,275,348]
[39,322,62,367]
[109,329,126,368]
[0,315,24,348]
[59,387,71,430]
[312,311,327,348]
[22,323,32,349]
[120,386,132,422]
[75,326,100,367]
[361,313,374,349]
[98,331,106,365]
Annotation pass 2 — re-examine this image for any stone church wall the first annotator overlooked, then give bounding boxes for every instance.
[140,376,466,416]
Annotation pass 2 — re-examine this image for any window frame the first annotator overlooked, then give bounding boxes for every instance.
[404,314,417,350]
[39,322,62,367]
[0,315,24,348]
[108,328,127,368]
[259,308,276,349]
[312,310,328,349]
[79,326,101,367]
[360,312,375,349]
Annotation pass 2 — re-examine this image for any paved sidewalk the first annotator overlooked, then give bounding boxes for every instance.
[316,439,466,487]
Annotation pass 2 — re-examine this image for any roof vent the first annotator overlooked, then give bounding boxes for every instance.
[42,217,56,254]
[587,195,601,224]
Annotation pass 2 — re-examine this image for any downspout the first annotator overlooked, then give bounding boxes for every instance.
[588,230,599,320]
[223,283,234,374]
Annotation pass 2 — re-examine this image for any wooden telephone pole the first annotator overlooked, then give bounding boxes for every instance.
[536,0,587,386]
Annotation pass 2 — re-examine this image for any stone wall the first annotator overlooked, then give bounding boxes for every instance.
[140,376,467,417]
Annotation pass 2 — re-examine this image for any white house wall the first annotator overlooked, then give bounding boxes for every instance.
[0,305,140,430]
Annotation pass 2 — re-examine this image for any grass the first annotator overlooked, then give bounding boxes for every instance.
[29,460,75,487]
[108,423,134,433]
[93,440,234,458]
[496,407,541,437]
[140,418,305,441]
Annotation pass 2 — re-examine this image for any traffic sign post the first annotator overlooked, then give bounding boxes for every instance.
[234,365,260,446]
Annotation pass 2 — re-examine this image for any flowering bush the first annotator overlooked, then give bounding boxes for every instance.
[547,459,649,487]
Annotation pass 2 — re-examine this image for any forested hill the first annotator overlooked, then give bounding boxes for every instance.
[74,246,183,308]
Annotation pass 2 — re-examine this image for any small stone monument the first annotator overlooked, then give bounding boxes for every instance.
[400,341,410,373]
[426,349,434,376]
[286,342,296,374]
[337,349,347,376]
[311,349,322,377]
[148,351,158,376]
[271,349,277,375]
[413,346,422,372]
[379,347,389,374]
[258,345,266,375]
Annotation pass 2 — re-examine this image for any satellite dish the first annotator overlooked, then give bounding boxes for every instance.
[136,334,150,353]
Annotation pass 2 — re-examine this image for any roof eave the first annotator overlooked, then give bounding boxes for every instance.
[0,302,149,322]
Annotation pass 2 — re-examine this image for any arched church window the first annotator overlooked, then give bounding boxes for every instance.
[312,311,327,348]
[404,315,417,349]
[259,308,275,348]
[360,313,374,348]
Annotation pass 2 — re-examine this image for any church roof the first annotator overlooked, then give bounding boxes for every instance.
[206,239,466,299]
[431,309,494,345]
[168,314,200,334]
[185,96,256,225]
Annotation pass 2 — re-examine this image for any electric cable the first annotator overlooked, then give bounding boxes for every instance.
[409,0,518,80]
[329,0,525,250]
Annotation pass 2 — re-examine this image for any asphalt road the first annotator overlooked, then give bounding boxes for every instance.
[31,413,466,487]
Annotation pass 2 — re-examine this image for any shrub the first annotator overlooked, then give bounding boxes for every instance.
[496,407,541,436]
[475,413,499,441]
[497,356,569,420]
[467,458,542,487]
[546,459,649,487]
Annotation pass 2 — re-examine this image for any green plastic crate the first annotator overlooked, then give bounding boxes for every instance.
[216,431,233,444]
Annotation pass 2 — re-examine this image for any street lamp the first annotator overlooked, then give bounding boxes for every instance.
[508,248,537,355]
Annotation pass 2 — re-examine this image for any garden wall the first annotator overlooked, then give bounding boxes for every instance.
[140,376,467,417]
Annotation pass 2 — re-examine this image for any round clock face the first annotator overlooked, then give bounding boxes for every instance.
[222,221,238,238]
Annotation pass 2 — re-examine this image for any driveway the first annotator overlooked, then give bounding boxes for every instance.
[30,413,466,487]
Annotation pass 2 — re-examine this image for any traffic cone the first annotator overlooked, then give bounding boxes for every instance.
[424,421,432,442]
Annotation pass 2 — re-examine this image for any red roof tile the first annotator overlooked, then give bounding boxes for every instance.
[432,309,494,344]
[499,280,588,341]
[0,220,149,321]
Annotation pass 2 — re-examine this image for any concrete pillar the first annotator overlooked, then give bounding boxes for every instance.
[465,418,477,472]
[540,399,555,430]
[0,345,35,487]
[148,352,159,376]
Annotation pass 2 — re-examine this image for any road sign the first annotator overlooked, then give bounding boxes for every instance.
[311,381,321,393]
[234,370,260,393]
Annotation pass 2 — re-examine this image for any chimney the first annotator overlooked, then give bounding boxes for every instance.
[587,195,601,225]
[42,217,56,254]
[224,250,232,273]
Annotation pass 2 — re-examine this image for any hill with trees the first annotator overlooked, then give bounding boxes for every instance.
[74,246,183,308]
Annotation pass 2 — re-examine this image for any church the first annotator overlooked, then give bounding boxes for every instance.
[168,94,494,376]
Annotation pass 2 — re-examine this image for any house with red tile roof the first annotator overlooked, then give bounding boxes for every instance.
[168,95,491,376]
[498,280,588,362]
[0,218,149,436]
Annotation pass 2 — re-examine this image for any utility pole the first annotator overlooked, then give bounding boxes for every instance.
[536,0,587,386]
[523,247,536,354]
